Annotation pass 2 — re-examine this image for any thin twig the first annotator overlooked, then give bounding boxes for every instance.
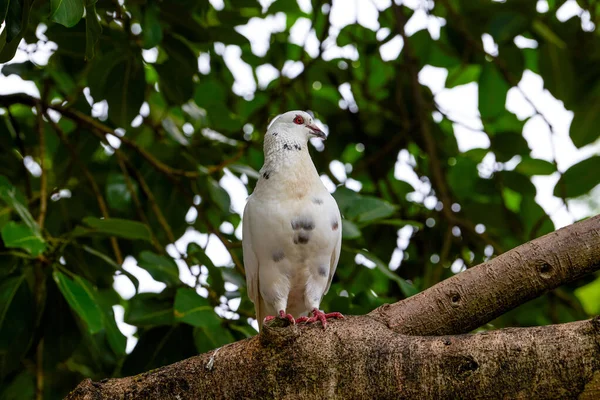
[392,4,504,254]
[121,157,176,244]
[437,0,572,215]
[115,154,164,253]
[6,111,33,200]
[2,93,246,275]
[35,338,43,400]
[46,113,124,265]
[0,94,201,178]
[35,104,48,229]
[118,153,227,302]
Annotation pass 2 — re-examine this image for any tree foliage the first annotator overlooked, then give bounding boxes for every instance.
[0,0,599,398]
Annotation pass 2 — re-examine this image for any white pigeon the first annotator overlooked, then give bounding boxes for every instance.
[242,110,343,331]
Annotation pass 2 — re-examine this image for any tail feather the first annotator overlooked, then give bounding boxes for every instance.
[256,295,266,333]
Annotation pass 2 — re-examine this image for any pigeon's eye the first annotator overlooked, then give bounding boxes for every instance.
[293,115,304,125]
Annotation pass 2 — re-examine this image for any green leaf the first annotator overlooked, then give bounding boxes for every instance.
[50,0,84,27]
[81,245,140,291]
[106,173,135,212]
[228,163,260,180]
[532,20,566,49]
[0,0,30,63]
[82,217,151,241]
[195,79,226,107]
[347,199,396,224]
[0,176,39,233]
[498,43,525,82]
[490,131,530,162]
[0,60,38,80]
[84,4,101,59]
[553,156,600,198]
[488,12,528,44]
[515,157,556,176]
[207,178,231,213]
[174,288,221,328]
[156,35,197,104]
[570,103,600,148]
[486,110,524,135]
[266,0,300,14]
[125,293,173,326]
[355,198,397,223]
[341,219,361,239]
[142,4,163,48]
[53,271,104,334]
[95,290,127,356]
[501,170,536,196]
[1,221,45,256]
[158,2,209,44]
[0,275,30,348]
[448,156,480,200]
[478,62,510,120]
[137,251,180,286]
[187,243,225,296]
[161,117,189,145]
[340,143,365,165]
[194,325,235,353]
[372,219,423,229]
[575,275,600,315]
[4,0,25,42]
[0,0,9,23]
[221,267,246,289]
[0,371,35,400]
[502,187,522,213]
[87,52,146,127]
[354,249,418,297]
[333,187,396,224]
[446,64,481,88]
[337,23,376,47]
[0,273,34,379]
[538,42,575,106]
[209,27,249,46]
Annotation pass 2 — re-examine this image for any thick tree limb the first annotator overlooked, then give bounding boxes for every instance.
[65,216,600,399]
[0,93,240,178]
[67,317,600,399]
[370,214,600,336]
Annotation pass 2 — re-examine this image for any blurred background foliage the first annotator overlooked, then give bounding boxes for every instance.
[1,0,600,398]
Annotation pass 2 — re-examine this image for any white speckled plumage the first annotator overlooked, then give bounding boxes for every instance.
[242,111,342,331]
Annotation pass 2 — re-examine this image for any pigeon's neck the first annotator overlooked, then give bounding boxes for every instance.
[262,139,317,176]
[256,135,323,196]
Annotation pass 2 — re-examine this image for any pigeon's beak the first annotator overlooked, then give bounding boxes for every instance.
[307,124,326,140]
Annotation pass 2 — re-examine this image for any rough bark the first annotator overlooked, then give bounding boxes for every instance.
[64,215,600,399]
[67,317,600,400]
[370,214,600,336]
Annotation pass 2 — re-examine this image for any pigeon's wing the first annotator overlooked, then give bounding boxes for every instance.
[243,196,276,330]
[324,197,343,294]
[242,197,260,305]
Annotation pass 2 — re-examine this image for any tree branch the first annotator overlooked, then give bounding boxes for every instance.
[436,0,572,214]
[0,93,238,179]
[64,215,600,399]
[46,114,124,265]
[66,317,600,399]
[370,214,600,336]
[35,104,47,229]
[392,4,504,254]
[115,154,164,253]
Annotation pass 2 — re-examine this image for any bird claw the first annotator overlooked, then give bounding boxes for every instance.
[298,308,344,328]
[264,310,296,326]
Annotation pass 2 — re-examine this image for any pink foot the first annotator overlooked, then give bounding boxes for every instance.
[263,310,295,325]
[297,308,344,328]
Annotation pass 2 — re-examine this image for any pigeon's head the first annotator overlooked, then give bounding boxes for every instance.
[267,110,326,142]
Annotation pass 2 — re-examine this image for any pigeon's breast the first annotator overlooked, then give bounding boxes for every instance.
[251,191,340,265]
